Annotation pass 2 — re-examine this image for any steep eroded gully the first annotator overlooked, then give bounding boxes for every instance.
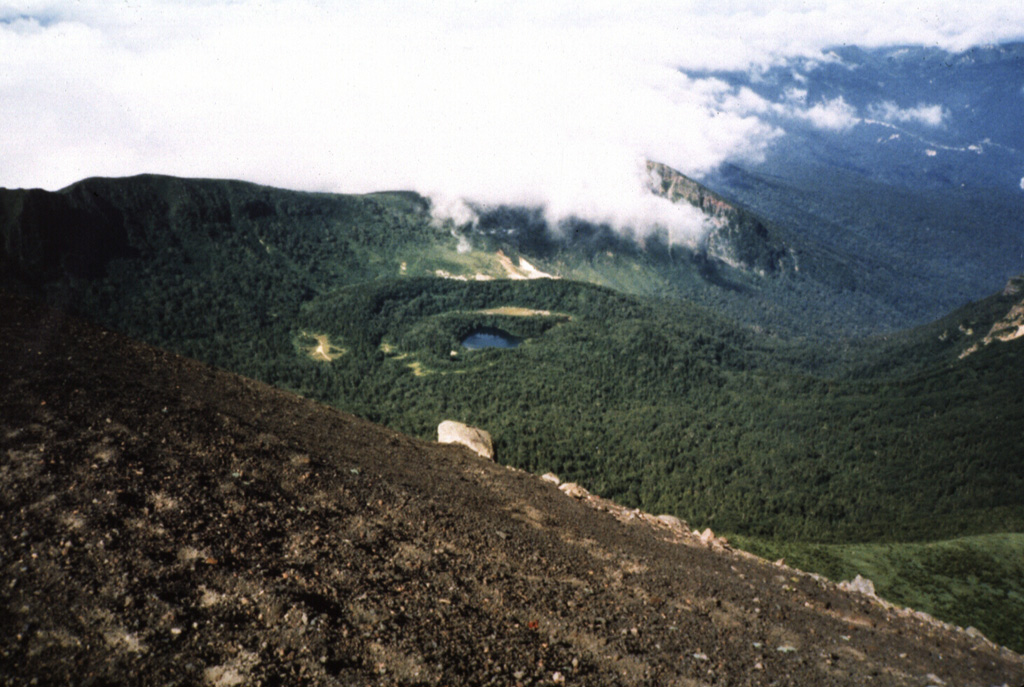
[1,291,1021,686]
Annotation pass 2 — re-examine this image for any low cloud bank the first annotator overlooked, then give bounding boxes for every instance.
[2,1,1023,238]
[867,102,947,127]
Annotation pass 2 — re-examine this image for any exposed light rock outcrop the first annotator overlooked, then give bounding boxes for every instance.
[646,160,795,275]
[655,514,683,528]
[558,482,590,499]
[960,274,1024,358]
[839,574,878,599]
[1002,275,1024,296]
[496,250,558,280]
[695,526,729,550]
[437,420,494,459]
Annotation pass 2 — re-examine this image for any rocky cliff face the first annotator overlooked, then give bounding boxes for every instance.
[960,274,1024,358]
[2,292,1021,686]
[646,160,796,275]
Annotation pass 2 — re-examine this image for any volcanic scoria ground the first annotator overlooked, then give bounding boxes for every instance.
[1,291,1021,687]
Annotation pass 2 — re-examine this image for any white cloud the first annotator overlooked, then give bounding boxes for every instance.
[710,87,860,131]
[867,101,947,127]
[795,97,861,131]
[2,0,1024,236]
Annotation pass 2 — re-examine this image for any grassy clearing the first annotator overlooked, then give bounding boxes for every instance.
[406,360,430,377]
[729,532,1024,652]
[397,246,510,281]
[474,307,559,317]
[555,256,671,297]
[296,332,346,362]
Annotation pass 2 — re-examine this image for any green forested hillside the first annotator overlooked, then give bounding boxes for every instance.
[2,174,1021,541]
[280,278,1024,543]
[3,174,1023,649]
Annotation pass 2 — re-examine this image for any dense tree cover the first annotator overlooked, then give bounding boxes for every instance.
[272,278,1024,543]
[3,175,1022,545]
[76,239,1022,542]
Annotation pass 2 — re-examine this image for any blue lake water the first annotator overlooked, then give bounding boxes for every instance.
[461,327,521,350]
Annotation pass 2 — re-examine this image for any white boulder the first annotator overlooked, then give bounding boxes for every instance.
[839,574,877,598]
[437,421,494,459]
[656,514,683,529]
[558,482,589,499]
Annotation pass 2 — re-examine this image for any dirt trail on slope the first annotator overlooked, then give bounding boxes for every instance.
[1,291,1021,687]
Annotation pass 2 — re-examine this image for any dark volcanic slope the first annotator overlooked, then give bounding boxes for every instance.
[2,293,1021,687]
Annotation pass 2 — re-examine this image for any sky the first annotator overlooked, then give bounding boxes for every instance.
[3,0,1024,235]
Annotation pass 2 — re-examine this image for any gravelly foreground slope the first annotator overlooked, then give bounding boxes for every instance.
[1,292,1021,686]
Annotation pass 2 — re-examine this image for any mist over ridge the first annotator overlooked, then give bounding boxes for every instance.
[4,1,1024,234]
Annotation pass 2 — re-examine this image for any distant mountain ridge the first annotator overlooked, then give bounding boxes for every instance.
[696,42,1024,324]
[0,169,866,337]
